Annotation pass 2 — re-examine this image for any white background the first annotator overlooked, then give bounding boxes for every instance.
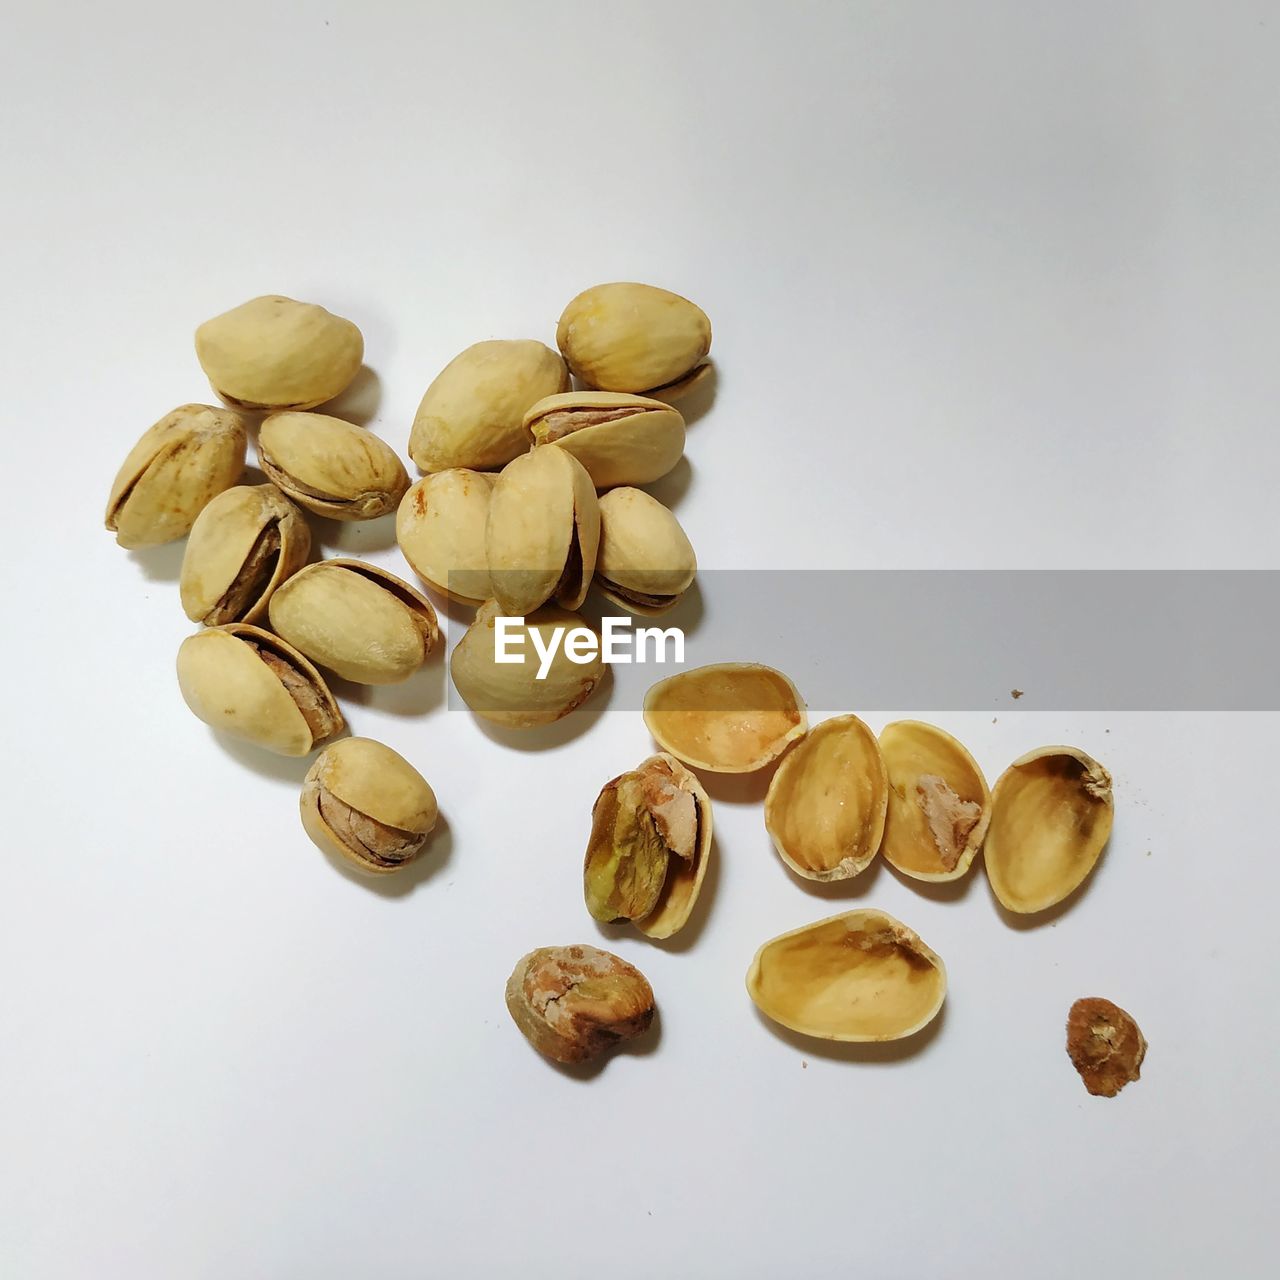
[2,2,1277,1277]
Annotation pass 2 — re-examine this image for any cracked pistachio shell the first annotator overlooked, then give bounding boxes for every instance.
[194,295,363,410]
[556,282,712,394]
[268,559,439,685]
[485,446,600,616]
[258,412,409,521]
[409,339,569,472]
[525,391,686,489]
[395,470,494,604]
[747,910,947,1042]
[300,737,438,875]
[450,599,605,729]
[879,721,990,883]
[643,663,807,773]
[176,623,343,756]
[596,488,696,616]
[984,746,1114,914]
[105,404,247,549]
[179,484,311,625]
[764,715,888,882]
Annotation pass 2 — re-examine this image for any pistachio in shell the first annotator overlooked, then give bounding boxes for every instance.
[194,295,363,410]
[300,738,438,875]
[595,487,696,615]
[642,663,806,773]
[105,404,247,549]
[176,623,343,756]
[984,746,1114,914]
[878,720,990,882]
[746,909,947,1043]
[395,469,494,604]
[268,559,439,685]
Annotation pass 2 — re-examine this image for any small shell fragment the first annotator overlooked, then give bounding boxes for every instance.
[396,469,494,604]
[1066,997,1147,1097]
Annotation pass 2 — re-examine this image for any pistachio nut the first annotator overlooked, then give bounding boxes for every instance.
[258,412,409,521]
[584,753,713,940]
[747,909,947,1043]
[556,282,711,394]
[194,295,363,410]
[878,720,989,883]
[300,737,438,875]
[395,470,494,604]
[176,623,343,756]
[642,663,807,773]
[450,600,605,729]
[595,488,696,615]
[1066,997,1147,1098]
[105,404,247,549]
[524,391,686,490]
[485,446,599,616]
[506,945,655,1064]
[268,559,439,685]
[179,484,310,625]
[984,746,1114,914]
[409,339,569,472]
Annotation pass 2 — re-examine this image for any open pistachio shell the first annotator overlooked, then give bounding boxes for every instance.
[596,488,696,616]
[525,391,686,490]
[643,663,807,774]
[747,909,947,1042]
[984,746,1114,913]
[176,623,343,756]
[879,720,990,883]
[485,446,600,616]
[764,715,887,882]
[396,470,494,604]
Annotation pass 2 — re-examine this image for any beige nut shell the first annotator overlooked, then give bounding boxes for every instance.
[396,470,494,604]
[596,487,696,615]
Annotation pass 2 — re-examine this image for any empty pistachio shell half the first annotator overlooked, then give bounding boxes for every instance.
[584,753,713,940]
[300,738,438,875]
[525,391,686,490]
[763,714,887,882]
[643,663,807,773]
[195,295,363,410]
[396,469,494,604]
[485,446,600,616]
[179,484,310,625]
[268,559,439,685]
[176,623,343,756]
[105,404,247,549]
[747,910,947,1042]
[879,720,990,883]
[506,945,655,1064]
[595,487,696,616]
[450,599,605,729]
[409,339,569,473]
[556,282,711,395]
[257,412,409,521]
[984,746,1114,913]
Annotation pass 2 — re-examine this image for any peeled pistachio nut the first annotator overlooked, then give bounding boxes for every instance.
[747,909,947,1043]
[506,945,655,1064]
[395,470,494,604]
[179,484,310,625]
[642,663,807,773]
[268,559,438,685]
[300,737,438,875]
[984,746,1114,914]
[485,446,600,616]
[409,339,569,472]
[878,720,990,883]
[525,391,686,490]
[176,623,343,756]
[194,295,363,410]
[584,753,712,940]
[258,412,409,521]
[450,599,605,729]
[1066,997,1147,1098]
[105,404,247,549]
[556,282,711,395]
[595,488,696,615]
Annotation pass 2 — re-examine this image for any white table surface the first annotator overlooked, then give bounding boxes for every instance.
[3,3,1277,1277]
